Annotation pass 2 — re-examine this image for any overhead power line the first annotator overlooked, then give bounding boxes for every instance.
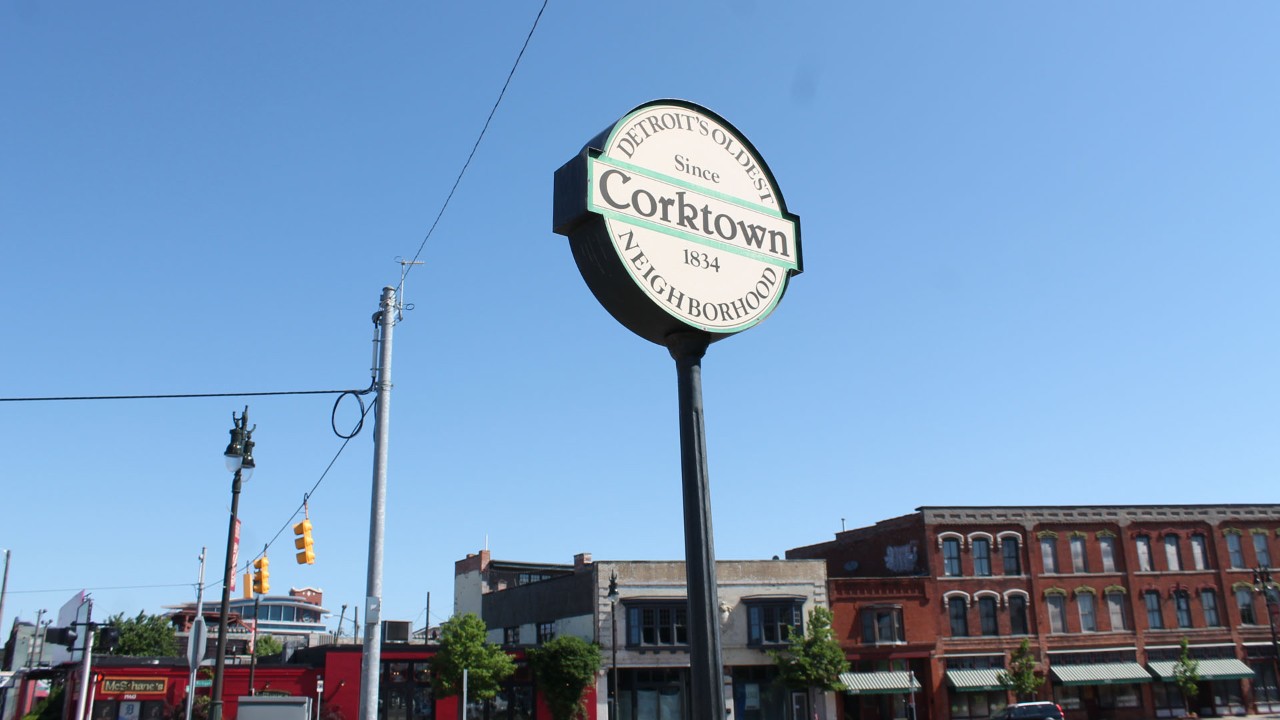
[398,0,550,293]
[0,388,355,403]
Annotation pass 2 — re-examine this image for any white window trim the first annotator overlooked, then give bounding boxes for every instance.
[974,590,1002,608]
[938,531,966,550]
[997,531,1023,549]
[968,531,995,546]
[944,590,972,608]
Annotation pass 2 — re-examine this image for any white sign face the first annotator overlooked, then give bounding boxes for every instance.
[588,104,798,334]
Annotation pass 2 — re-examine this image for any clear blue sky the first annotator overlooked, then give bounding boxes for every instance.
[3,2,1277,632]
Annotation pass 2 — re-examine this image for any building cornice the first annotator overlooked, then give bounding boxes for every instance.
[919,505,1280,526]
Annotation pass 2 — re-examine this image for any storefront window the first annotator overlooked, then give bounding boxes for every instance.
[951,692,1006,720]
[1254,661,1280,713]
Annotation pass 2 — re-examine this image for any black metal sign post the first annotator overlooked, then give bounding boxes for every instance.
[554,100,802,720]
[667,331,725,719]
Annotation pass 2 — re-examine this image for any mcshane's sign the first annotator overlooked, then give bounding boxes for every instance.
[553,100,801,345]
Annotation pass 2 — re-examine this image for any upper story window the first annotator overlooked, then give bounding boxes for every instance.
[978,596,999,636]
[1226,532,1245,568]
[1105,591,1127,631]
[1009,594,1029,635]
[1002,537,1021,575]
[1201,590,1221,627]
[1174,590,1193,628]
[973,539,992,577]
[1046,594,1067,634]
[1078,592,1097,633]
[943,538,962,577]
[1099,536,1117,573]
[861,605,905,645]
[1190,534,1209,570]
[1164,535,1183,571]
[1144,590,1164,629]
[504,626,521,645]
[747,601,803,646]
[627,603,686,646]
[948,597,969,636]
[1135,535,1153,572]
[1253,532,1272,567]
[1236,588,1257,625]
[1070,536,1089,573]
[537,621,556,644]
[1041,537,1059,574]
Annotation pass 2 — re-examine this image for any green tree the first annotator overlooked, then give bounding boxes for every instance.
[997,639,1044,701]
[95,612,180,657]
[769,607,850,692]
[527,636,601,720]
[255,634,284,658]
[1173,637,1200,717]
[431,614,516,719]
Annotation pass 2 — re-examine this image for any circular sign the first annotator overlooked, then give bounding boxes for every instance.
[553,99,801,346]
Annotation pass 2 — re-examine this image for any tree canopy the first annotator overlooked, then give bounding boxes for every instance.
[527,635,601,720]
[431,614,516,703]
[997,638,1044,701]
[255,634,284,658]
[1173,637,1200,715]
[95,612,180,657]
[769,606,849,692]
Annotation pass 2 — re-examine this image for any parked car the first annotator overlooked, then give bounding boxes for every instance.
[994,702,1066,720]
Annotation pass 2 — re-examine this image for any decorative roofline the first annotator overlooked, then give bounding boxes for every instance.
[919,505,1280,525]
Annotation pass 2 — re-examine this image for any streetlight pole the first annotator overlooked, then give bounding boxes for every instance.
[1254,566,1280,700]
[607,571,620,720]
[211,408,255,720]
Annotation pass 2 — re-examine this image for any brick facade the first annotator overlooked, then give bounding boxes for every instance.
[788,505,1280,720]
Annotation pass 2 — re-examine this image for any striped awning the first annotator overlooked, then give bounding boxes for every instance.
[1148,659,1255,681]
[1051,662,1153,686]
[947,669,1007,692]
[840,671,921,695]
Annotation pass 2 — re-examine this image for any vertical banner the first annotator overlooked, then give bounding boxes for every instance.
[230,520,241,592]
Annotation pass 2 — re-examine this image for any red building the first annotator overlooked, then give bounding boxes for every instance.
[42,643,543,720]
[787,505,1280,720]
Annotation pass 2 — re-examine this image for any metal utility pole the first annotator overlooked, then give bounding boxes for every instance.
[666,331,726,720]
[358,287,396,720]
[0,549,10,634]
[74,599,94,720]
[27,609,45,669]
[185,548,207,720]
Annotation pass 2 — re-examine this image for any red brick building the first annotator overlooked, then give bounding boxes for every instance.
[787,505,1280,720]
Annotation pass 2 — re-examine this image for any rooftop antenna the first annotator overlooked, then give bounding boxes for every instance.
[395,258,425,321]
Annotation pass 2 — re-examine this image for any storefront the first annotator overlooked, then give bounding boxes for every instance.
[838,670,920,720]
[1048,659,1151,720]
[1147,658,1253,718]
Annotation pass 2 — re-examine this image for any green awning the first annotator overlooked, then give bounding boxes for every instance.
[1148,659,1255,681]
[840,671,921,695]
[1051,662,1153,686]
[947,669,1007,692]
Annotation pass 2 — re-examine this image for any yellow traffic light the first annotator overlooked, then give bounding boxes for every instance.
[252,555,270,595]
[294,518,315,565]
[243,572,253,599]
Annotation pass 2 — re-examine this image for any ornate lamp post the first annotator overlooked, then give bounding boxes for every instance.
[607,571,620,720]
[1254,566,1280,699]
[211,408,255,720]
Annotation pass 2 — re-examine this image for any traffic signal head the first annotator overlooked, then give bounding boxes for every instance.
[252,556,270,594]
[293,519,315,565]
[98,626,121,653]
[243,572,253,599]
[45,626,78,649]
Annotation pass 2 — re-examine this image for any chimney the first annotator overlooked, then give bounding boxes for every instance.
[574,553,592,571]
